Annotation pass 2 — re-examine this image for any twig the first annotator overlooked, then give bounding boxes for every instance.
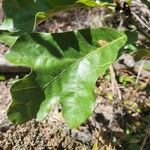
[114,54,150,78]
[135,59,145,84]
[117,2,150,40]
[131,11,150,31]
[139,134,149,150]
[74,11,82,29]
[109,64,122,100]
[129,13,150,40]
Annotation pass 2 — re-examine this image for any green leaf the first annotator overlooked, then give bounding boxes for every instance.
[0,73,6,81]
[143,62,150,71]
[1,0,114,33]
[0,18,14,32]
[134,48,150,61]
[77,0,113,7]
[1,0,75,33]
[125,31,138,45]
[0,31,18,46]
[6,28,127,128]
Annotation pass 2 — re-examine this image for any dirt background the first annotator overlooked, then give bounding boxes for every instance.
[0,0,150,149]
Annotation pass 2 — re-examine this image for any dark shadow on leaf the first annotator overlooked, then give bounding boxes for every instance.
[99,0,113,3]
[30,34,63,58]
[79,28,92,45]
[51,31,80,52]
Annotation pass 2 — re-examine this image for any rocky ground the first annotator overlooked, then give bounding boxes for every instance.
[0,68,149,149]
[0,0,150,150]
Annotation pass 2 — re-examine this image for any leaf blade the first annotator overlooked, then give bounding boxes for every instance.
[6,28,127,128]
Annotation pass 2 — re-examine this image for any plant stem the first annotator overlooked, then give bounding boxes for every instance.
[109,64,122,100]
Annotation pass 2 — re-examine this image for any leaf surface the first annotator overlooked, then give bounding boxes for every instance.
[6,28,127,128]
[0,31,18,46]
